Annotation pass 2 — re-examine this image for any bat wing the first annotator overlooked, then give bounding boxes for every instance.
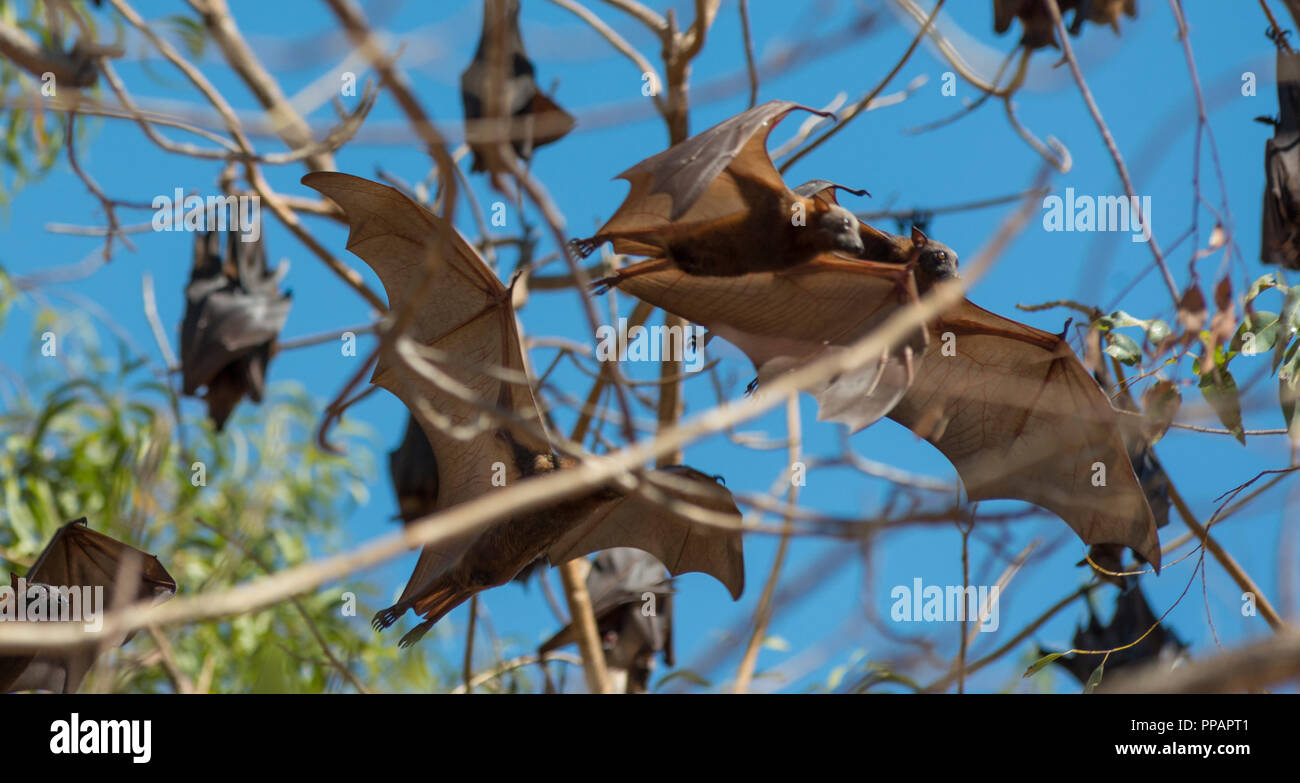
[548,466,745,600]
[536,547,673,660]
[607,254,929,431]
[590,101,831,256]
[180,231,291,396]
[302,172,554,605]
[3,519,176,693]
[885,299,1160,569]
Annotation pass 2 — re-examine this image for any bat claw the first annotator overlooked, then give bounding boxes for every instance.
[591,274,621,295]
[398,621,435,648]
[372,607,401,632]
[568,236,600,259]
[744,377,759,397]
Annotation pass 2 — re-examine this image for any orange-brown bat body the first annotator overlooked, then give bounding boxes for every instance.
[572,101,864,276]
[303,173,746,648]
[598,249,1160,571]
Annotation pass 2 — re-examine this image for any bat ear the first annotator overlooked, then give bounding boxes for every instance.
[910,226,929,247]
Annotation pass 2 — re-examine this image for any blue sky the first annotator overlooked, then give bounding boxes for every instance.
[1,0,1294,692]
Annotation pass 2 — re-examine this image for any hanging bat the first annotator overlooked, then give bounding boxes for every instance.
[1262,49,1300,269]
[302,172,745,647]
[1,518,177,694]
[1047,585,1186,687]
[388,413,441,524]
[538,547,674,693]
[461,0,575,175]
[570,101,865,276]
[1069,0,1137,36]
[597,252,1161,570]
[180,227,292,431]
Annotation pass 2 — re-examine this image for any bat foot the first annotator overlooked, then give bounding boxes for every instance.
[398,621,435,648]
[591,273,622,295]
[568,236,600,259]
[372,606,402,632]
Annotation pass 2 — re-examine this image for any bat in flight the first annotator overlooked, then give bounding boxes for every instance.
[180,227,292,430]
[1046,585,1186,687]
[1,518,177,693]
[302,172,745,647]
[1261,48,1300,269]
[571,100,865,276]
[538,547,674,693]
[593,180,1159,569]
[461,0,575,176]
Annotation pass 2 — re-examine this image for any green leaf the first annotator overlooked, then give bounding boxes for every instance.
[1199,367,1245,444]
[1104,332,1141,365]
[1282,287,1300,335]
[1083,663,1105,693]
[1230,310,1280,357]
[1245,273,1282,305]
[654,669,712,691]
[1024,652,1065,677]
[1145,319,1171,344]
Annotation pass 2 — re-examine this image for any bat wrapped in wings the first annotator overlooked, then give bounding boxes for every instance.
[1,518,176,693]
[461,0,574,175]
[571,100,865,275]
[1261,47,1300,269]
[589,162,1159,569]
[180,226,292,430]
[302,172,745,647]
[538,547,674,693]
[1046,585,1186,687]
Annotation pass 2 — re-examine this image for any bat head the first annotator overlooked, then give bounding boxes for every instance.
[815,202,865,257]
[909,226,959,281]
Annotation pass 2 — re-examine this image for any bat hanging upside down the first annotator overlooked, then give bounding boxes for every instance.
[303,172,746,648]
[583,102,1160,572]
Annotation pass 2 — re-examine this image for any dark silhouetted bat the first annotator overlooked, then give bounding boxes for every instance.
[571,101,864,276]
[994,0,1135,48]
[598,251,1161,570]
[1,518,176,693]
[538,547,674,693]
[303,172,745,647]
[180,227,292,430]
[1048,585,1185,687]
[388,413,441,525]
[461,0,574,175]
[1262,49,1300,268]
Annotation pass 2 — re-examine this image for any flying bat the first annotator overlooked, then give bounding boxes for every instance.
[180,227,292,430]
[538,547,674,693]
[302,172,745,647]
[792,179,961,283]
[1048,585,1186,687]
[461,0,574,175]
[597,250,1161,570]
[1,518,177,694]
[571,101,865,276]
[1262,49,1300,269]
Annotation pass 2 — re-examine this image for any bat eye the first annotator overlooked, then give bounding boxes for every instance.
[933,251,947,263]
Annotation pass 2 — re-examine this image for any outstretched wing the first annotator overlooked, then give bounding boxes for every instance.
[886,299,1160,569]
[548,466,745,600]
[606,253,928,431]
[1,519,176,693]
[302,172,553,604]
[589,101,830,256]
